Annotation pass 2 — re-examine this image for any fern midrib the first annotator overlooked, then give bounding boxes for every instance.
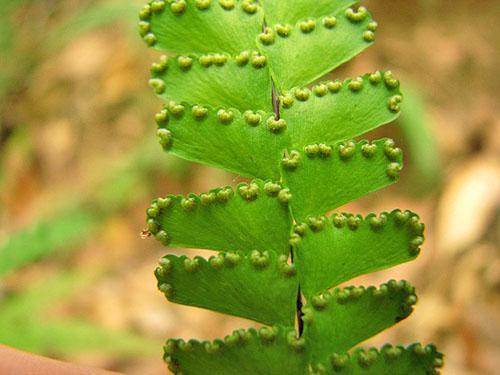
[262,10,304,337]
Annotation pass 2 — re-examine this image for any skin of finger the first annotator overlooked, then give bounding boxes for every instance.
[0,345,121,375]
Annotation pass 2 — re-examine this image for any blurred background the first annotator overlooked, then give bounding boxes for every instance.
[0,0,498,373]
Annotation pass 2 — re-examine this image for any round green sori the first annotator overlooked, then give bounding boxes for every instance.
[139,0,444,373]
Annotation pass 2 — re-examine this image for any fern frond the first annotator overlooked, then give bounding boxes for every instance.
[293,210,424,297]
[282,139,403,221]
[259,8,376,90]
[311,344,443,374]
[155,251,297,325]
[139,0,263,54]
[138,0,444,372]
[282,72,402,147]
[164,326,308,375]
[146,179,291,254]
[302,281,417,359]
[164,329,443,374]
[149,52,273,111]
[260,0,356,25]
[155,104,287,178]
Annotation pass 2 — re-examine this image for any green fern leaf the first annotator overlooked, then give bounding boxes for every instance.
[282,139,402,221]
[149,53,273,112]
[282,73,402,147]
[139,0,263,54]
[165,329,443,374]
[164,326,307,375]
[155,252,297,325]
[312,344,443,374]
[302,281,417,362]
[293,210,424,298]
[146,179,292,254]
[260,0,356,25]
[155,104,287,179]
[258,8,376,91]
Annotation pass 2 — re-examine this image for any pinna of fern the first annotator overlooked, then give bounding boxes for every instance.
[139,0,444,373]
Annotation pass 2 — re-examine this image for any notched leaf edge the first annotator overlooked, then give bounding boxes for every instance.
[302,280,418,325]
[282,138,404,181]
[146,179,292,247]
[290,209,425,258]
[310,343,444,374]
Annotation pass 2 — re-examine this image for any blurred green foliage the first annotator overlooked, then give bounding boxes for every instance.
[0,206,99,277]
[0,0,138,97]
[399,85,442,194]
[0,138,186,277]
[0,135,186,356]
[0,0,182,360]
[45,2,138,52]
[0,270,160,355]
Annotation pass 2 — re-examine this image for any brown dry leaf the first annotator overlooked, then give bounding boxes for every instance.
[436,157,500,256]
[451,244,497,305]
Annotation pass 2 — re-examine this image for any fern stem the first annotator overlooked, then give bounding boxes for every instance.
[271,81,280,119]
[263,16,281,119]
[263,13,302,332]
[290,247,304,335]
[296,286,304,336]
